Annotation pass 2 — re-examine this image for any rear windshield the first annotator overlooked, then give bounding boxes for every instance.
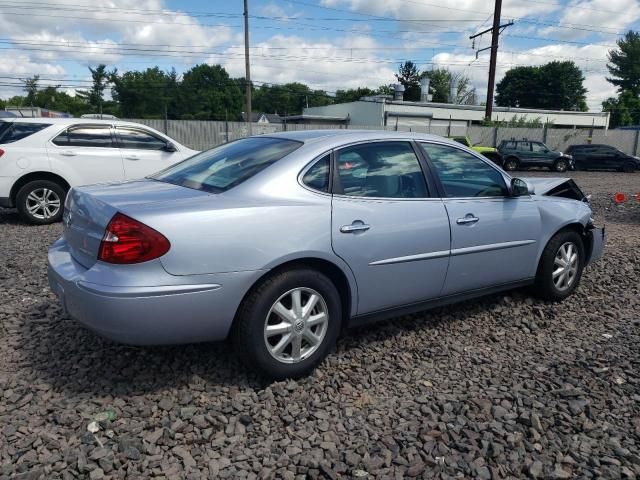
[0,122,50,144]
[152,137,302,193]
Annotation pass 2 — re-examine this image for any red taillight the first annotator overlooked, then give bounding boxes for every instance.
[0,148,4,158]
[98,213,170,264]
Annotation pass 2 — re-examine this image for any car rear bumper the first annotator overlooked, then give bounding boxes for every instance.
[47,237,262,345]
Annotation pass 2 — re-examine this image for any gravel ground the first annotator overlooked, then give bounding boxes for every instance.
[0,171,638,480]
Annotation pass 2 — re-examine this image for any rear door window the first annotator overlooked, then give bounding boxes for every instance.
[0,122,50,144]
[335,142,429,198]
[116,128,167,150]
[52,126,115,148]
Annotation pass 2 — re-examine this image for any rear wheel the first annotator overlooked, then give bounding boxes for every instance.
[233,268,342,379]
[553,158,568,172]
[533,230,584,301]
[16,180,66,225]
[503,157,519,171]
[622,162,636,173]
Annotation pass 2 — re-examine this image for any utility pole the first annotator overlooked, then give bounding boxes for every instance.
[470,0,513,122]
[243,0,252,135]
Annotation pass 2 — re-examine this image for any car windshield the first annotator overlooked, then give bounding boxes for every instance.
[152,137,302,193]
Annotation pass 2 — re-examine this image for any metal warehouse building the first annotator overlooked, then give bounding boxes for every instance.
[299,96,610,130]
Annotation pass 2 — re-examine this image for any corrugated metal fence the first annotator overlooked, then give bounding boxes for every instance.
[124,118,640,155]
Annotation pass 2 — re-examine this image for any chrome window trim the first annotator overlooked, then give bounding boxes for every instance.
[332,138,433,200]
[416,140,528,200]
[48,123,117,149]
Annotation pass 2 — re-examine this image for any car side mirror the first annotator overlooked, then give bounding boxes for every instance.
[163,142,177,152]
[509,178,530,197]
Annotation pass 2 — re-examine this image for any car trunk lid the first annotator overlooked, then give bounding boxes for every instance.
[63,180,209,268]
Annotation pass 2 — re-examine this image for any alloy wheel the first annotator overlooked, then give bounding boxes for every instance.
[553,242,578,291]
[263,287,329,364]
[25,188,61,220]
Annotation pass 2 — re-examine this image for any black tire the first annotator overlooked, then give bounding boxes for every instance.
[16,180,66,225]
[233,268,342,380]
[622,162,636,173]
[533,230,584,301]
[553,158,569,172]
[503,157,519,171]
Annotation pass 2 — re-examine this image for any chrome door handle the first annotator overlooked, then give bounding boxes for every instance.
[60,150,77,156]
[125,155,140,160]
[456,215,479,225]
[340,223,370,233]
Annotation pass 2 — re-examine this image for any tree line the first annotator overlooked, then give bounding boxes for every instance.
[0,30,636,127]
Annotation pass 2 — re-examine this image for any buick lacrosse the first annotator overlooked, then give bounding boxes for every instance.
[48,130,605,379]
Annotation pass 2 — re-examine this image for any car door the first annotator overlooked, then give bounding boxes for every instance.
[47,124,125,185]
[515,141,533,166]
[419,142,541,296]
[530,142,551,166]
[115,126,183,180]
[600,146,623,170]
[330,140,451,315]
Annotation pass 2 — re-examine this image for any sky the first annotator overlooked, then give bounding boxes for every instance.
[0,0,639,111]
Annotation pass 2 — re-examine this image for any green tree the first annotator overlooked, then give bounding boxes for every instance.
[375,84,395,96]
[112,67,179,118]
[607,30,640,96]
[395,61,421,101]
[179,64,243,120]
[334,87,376,104]
[22,75,39,106]
[76,64,113,113]
[422,68,472,104]
[0,98,5,110]
[496,61,587,111]
[602,91,640,128]
[253,82,331,115]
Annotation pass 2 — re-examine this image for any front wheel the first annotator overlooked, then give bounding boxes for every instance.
[16,180,66,225]
[233,268,342,379]
[553,158,569,172]
[622,162,636,173]
[533,230,584,301]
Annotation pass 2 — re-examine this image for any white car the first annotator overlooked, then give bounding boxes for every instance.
[0,118,197,224]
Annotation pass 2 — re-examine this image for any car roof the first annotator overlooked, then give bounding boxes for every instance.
[0,117,146,128]
[264,129,454,146]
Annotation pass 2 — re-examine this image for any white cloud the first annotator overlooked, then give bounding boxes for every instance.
[219,34,397,92]
[540,0,640,40]
[431,43,616,110]
[0,51,66,98]
[321,0,559,26]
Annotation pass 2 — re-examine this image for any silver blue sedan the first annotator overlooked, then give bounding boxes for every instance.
[48,130,605,379]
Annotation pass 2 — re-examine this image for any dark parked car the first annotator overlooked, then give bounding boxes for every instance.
[565,144,640,172]
[498,139,574,172]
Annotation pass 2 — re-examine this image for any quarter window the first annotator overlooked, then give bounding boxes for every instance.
[52,126,114,148]
[420,143,507,198]
[335,142,428,198]
[117,128,167,150]
[0,122,50,144]
[302,155,330,193]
